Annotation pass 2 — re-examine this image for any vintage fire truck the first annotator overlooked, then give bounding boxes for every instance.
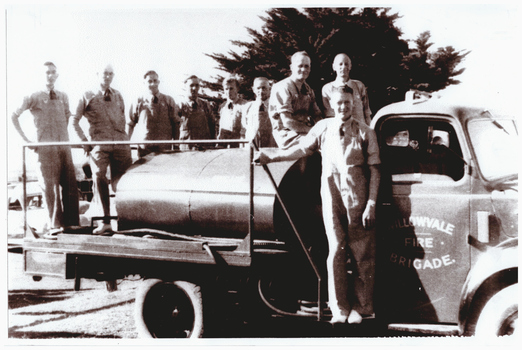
[19,92,518,338]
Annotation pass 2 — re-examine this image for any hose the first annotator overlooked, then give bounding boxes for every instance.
[257,278,315,318]
[115,228,235,244]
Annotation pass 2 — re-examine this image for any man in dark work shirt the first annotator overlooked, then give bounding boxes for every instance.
[127,70,179,157]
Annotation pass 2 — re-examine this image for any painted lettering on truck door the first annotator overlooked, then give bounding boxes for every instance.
[375,116,471,324]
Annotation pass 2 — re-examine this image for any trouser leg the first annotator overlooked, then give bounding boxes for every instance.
[338,166,375,316]
[59,147,80,226]
[90,148,111,224]
[109,145,132,192]
[347,224,376,315]
[321,174,351,319]
[36,147,63,229]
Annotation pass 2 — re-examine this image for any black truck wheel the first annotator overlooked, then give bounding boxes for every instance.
[475,284,518,337]
[134,279,204,338]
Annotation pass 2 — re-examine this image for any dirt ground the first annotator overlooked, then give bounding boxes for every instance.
[7,207,138,341]
[7,250,139,340]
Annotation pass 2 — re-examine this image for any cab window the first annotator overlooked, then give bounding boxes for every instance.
[379,118,465,182]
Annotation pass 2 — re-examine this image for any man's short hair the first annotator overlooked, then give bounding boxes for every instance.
[184,75,200,84]
[333,53,352,67]
[43,61,56,68]
[143,70,158,79]
[222,74,240,89]
[97,64,115,75]
[252,77,269,86]
[290,51,310,65]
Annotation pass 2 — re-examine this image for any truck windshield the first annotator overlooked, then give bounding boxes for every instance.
[467,117,518,180]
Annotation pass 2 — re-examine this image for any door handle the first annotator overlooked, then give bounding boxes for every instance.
[476,211,489,244]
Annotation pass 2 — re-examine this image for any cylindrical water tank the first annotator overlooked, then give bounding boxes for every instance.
[115,148,324,241]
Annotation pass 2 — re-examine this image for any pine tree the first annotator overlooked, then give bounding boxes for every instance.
[402,31,469,92]
[206,7,468,112]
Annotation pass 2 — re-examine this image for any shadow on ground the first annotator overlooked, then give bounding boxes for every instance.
[8,289,97,309]
[8,331,122,339]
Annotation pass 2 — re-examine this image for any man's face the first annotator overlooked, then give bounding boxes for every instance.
[333,55,351,79]
[145,73,160,95]
[223,82,238,102]
[290,55,311,82]
[253,79,270,101]
[332,93,354,122]
[99,65,115,88]
[186,78,200,99]
[44,64,58,87]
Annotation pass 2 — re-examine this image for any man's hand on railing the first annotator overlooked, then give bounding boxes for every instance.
[82,144,93,154]
[253,151,270,165]
[25,141,39,153]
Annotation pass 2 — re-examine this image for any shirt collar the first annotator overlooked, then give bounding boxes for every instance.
[334,115,356,130]
[333,78,350,87]
[100,86,113,95]
[187,95,199,103]
[227,96,240,105]
[290,77,304,92]
[342,117,359,135]
[258,99,268,108]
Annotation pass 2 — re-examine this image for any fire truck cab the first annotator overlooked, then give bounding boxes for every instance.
[372,91,518,336]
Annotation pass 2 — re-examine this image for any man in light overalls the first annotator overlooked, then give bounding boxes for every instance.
[12,61,80,238]
[256,85,380,324]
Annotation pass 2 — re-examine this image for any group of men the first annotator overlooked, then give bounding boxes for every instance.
[12,51,378,326]
[213,51,373,151]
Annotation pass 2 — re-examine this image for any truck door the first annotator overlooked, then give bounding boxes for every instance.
[375,115,471,324]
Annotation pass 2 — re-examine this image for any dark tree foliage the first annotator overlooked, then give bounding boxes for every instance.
[402,31,469,92]
[206,7,469,113]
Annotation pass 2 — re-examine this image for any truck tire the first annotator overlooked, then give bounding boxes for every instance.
[134,279,204,338]
[475,284,518,337]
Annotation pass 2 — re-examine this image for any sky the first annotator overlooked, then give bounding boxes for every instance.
[3,2,521,178]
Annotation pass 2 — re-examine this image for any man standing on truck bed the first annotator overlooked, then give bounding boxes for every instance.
[11,61,80,239]
[217,74,245,147]
[73,64,132,235]
[177,75,216,150]
[322,53,372,125]
[242,77,277,148]
[269,51,323,149]
[127,70,179,157]
[256,85,381,324]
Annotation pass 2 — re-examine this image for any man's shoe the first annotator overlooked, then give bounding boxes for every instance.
[347,309,363,324]
[329,315,348,324]
[93,223,113,236]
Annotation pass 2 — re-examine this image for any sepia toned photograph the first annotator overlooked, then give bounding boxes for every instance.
[3,1,519,347]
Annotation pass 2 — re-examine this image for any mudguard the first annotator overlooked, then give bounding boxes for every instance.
[458,238,518,332]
